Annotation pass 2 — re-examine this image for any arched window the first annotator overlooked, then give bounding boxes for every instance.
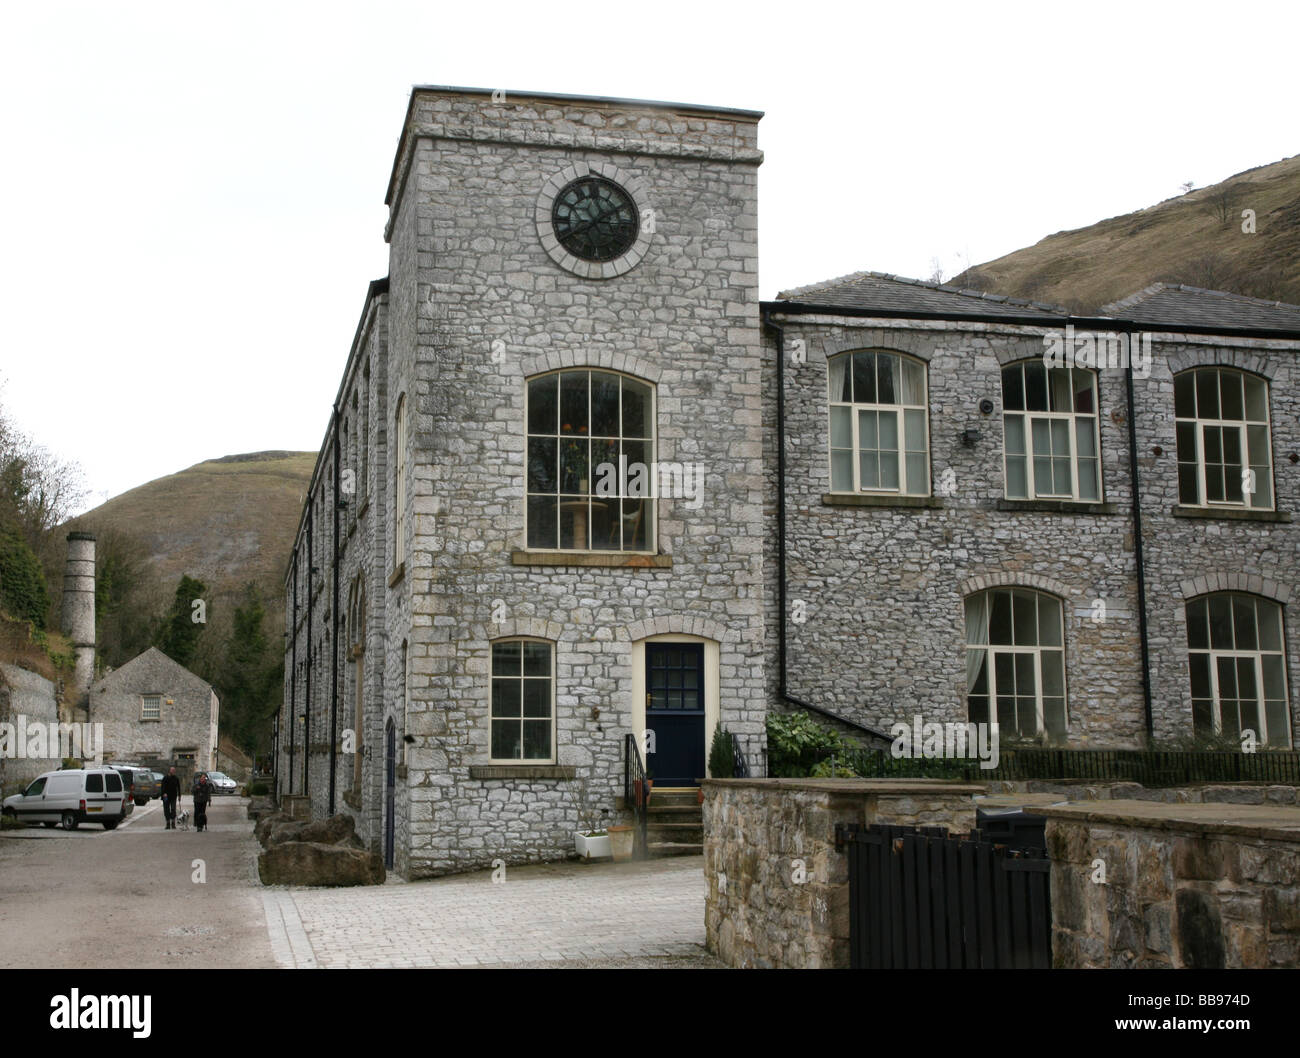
[490,638,555,762]
[1186,593,1290,746]
[828,350,929,495]
[526,370,654,551]
[393,393,408,569]
[965,588,1067,740]
[1002,362,1099,501]
[1174,367,1273,509]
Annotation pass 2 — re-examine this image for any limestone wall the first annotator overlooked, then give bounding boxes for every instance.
[703,778,986,968]
[0,663,61,796]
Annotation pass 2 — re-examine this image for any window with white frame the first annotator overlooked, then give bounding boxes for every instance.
[828,351,929,495]
[141,694,161,721]
[490,639,554,761]
[1002,362,1100,501]
[1174,367,1273,509]
[526,370,654,551]
[966,588,1067,740]
[1186,593,1291,747]
[393,393,408,569]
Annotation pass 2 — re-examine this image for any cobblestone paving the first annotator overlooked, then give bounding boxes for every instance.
[262,856,722,968]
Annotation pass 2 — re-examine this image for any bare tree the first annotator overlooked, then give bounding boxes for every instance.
[1201,185,1238,227]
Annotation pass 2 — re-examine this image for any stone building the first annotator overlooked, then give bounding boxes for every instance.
[88,647,220,778]
[280,88,766,878]
[280,86,1300,879]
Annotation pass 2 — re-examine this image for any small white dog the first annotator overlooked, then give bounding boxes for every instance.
[175,809,190,831]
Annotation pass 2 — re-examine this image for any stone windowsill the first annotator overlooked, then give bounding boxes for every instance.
[342,788,360,810]
[1170,505,1292,523]
[357,496,370,519]
[510,550,672,569]
[822,493,945,509]
[469,765,577,780]
[388,562,406,587]
[997,499,1119,515]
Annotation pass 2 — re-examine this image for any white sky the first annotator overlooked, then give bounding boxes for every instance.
[2,0,1296,511]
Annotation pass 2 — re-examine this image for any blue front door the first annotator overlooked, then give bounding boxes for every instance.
[645,643,705,786]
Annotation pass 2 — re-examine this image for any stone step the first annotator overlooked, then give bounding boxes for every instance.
[646,821,703,843]
[646,789,701,808]
[646,804,701,819]
[648,841,703,858]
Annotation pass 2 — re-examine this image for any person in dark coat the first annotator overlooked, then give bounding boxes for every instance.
[192,773,212,832]
[160,767,181,829]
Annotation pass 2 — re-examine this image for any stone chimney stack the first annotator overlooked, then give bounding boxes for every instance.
[62,531,96,712]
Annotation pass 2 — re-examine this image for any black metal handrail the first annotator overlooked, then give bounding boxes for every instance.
[624,734,648,858]
[732,736,750,779]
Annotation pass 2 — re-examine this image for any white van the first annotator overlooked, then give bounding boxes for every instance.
[1,768,131,830]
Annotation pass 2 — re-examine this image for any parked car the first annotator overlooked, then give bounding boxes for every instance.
[1,768,131,830]
[106,764,145,810]
[205,771,237,795]
[128,769,160,805]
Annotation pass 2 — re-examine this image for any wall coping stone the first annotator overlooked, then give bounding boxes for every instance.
[1038,800,1300,842]
[703,777,988,795]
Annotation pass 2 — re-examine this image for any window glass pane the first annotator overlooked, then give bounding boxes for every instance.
[965,599,988,645]
[1053,456,1072,496]
[989,591,1013,645]
[1002,365,1024,412]
[905,453,927,495]
[1264,699,1290,748]
[1014,653,1036,696]
[1174,373,1195,418]
[1195,370,1219,420]
[1072,370,1095,414]
[994,651,1014,693]
[859,409,878,450]
[1041,651,1064,697]
[622,378,651,438]
[859,451,879,489]
[1006,455,1028,498]
[1048,368,1072,413]
[523,680,550,717]
[1031,418,1051,457]
[1221,428,1242,468]
[1192,697,1213,737]
[1215,655,1238,700]
[831,450,853,491]
[852,352,875,404]
[1175,421,1196,462]
[523,641,551,676]
[1178,463,1200,505]
[1233,597,1257,650]
[1037,595,1062,646]
[878,412,898,453]
[1208,595,1233,649]
[1258,601,1282,651]
[968,694,989,725]
[1244,375,1267,421]
[1205,465,1225,503]
[879,451,899,489]
[900,359,924,405]
[492,720,520,759]
[527,438,557,493]
[528,376,558,435]
[1236,657,1258,707]
[492,679,521,715]
[523,720,550,759]
[828,355,850,403]
[560,372,588,435]
[1247,424,1270,469]
[997,693,1017,730]
[1024,363,1048,411]
[1074,418,1096,459]
[1203,426,1222,465]
[1005,415,1025,456]
[560,499,587,549]
[877,354,898,405]
[1012,591,1038,645]
[1044,698,1067,740]
[86,774,103,793]
[591,372,620,436]
[560,438,589,494]
[1250,467,1272,509]
[492,641,521,676]
[1239,695,1260,740]
[903,409,925,451]
[830,406,852,448]
[627,498,651,550]
[527,496,557,549]
[1078,459,1099,501]
[1186,598,1209,650]
[1220,371,1244,421]
[1188,653,1212,700]
[969,651,989,692]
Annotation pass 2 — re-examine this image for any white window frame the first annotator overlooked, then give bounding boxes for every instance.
[1187,593,1291,747]
[524,369,656,553]
[965,588,1068,741]
[1002,362,1101,502]
[141,694,161,721]
[489,638,556,764]
[393,393,408,570]
[827,350,930,496]
[1174,368,1274,510]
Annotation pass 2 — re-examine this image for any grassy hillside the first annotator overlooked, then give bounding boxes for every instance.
[953,154,1300,313]
[68,451,314,599]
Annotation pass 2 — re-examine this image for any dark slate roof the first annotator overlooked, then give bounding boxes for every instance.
[774,271,1070,320]
[1102,284,1300,334]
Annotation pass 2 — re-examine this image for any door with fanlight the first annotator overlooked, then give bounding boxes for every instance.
[645,643,706,786]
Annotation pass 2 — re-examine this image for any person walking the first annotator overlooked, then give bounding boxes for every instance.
[192,772,212,832]
[160,766,181,829]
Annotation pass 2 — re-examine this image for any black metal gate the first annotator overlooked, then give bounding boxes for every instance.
[837,823,1051,969]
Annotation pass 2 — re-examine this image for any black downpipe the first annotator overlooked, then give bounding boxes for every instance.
[305,506,313,798]
[288,552,298,793]
[765,308,891,742]
[329,408,341,816]
[1124,334,1155,741]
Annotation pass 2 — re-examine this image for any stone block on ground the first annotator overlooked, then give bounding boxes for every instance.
[258,841,386,887]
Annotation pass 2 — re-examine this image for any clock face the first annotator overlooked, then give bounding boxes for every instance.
[551,177,639,263]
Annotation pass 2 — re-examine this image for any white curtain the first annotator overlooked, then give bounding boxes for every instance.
[828,355,848,403]
[965,592,989,695]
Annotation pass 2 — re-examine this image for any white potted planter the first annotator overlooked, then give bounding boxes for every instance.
[607,825,635,862]
[575,830,611,860]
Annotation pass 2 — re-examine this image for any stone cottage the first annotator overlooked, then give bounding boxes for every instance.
[279,86,1300,879]
[88,648,219,778]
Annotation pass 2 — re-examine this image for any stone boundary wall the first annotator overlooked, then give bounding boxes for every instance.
[703,778,986,968]
[1044,803,1300,968]
[0,663,61,797]
[990,780,1298,804]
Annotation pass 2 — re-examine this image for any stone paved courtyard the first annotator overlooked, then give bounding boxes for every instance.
[262,855,723,968]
